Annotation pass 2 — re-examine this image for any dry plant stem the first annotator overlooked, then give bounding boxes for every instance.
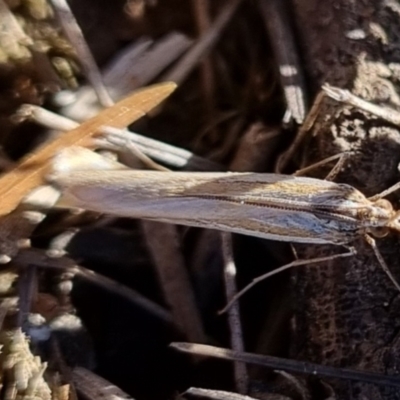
[191,0,216,119]
[258,0,307,124]
[274,370,310,400]
[70,265,175,326]
[321,85,400,201]
[142,222,206,343]
[50,0,113,107]
[48,229,79,257]
[162,0,242,84]
[184,388,258,400]
[221,232,249,394]
[110,33,192,92]
[275,90,326,173]
[17,265,37,329]
[99,128,223,171]
[72,367,134,400]
[102,37,154,88]
[14,248,174,326]
[171,343,400,388]
[59,33,192,121]
[0,82,176,217]
[323,83,400,126]
[16,104,223,171]
[103,133,169,171]
[220,250,354,313]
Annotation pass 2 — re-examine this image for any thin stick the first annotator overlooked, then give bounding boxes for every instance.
[72,367,134,400]
[219,249,355,314]
[142,222,206,342]
[162,0,242,84]
[57,34,192,121]
[191,0,216,118]
[170,342,400,388]
[50,0,113,107]
[323,83,400,126]
[184,388,257,400]
[14,248,174,326]
[258,0,307,124]
[17,265,37,329]
[221,232,248,394]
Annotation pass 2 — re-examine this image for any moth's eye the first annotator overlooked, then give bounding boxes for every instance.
[374,198,393,212]
[370,227,389,238]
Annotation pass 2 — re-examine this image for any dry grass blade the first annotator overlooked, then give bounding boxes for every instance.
[163,0,241,84]
[183,387,258,400]
[0,82,176,217]
[72,367,134,400]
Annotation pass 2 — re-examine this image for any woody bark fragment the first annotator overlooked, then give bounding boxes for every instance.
[290,0,400,398]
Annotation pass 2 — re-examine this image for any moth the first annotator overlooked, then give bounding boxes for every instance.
[47,147,400,294]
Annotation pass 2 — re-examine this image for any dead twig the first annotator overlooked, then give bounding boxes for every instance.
[171,342,400,389]
[221,232,248,394]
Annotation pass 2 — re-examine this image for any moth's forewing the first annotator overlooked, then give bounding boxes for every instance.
[51,171,364,245]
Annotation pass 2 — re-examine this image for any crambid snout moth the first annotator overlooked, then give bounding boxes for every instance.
[48,147,400,291]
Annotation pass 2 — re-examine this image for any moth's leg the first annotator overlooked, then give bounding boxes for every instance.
[219,247,356,314]
[323,84,400,126]
[294,151,353,181]
[364,234,400,292]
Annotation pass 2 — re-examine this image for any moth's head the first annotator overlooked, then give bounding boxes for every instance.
[372,199,400,234]
[367,198,394,237]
